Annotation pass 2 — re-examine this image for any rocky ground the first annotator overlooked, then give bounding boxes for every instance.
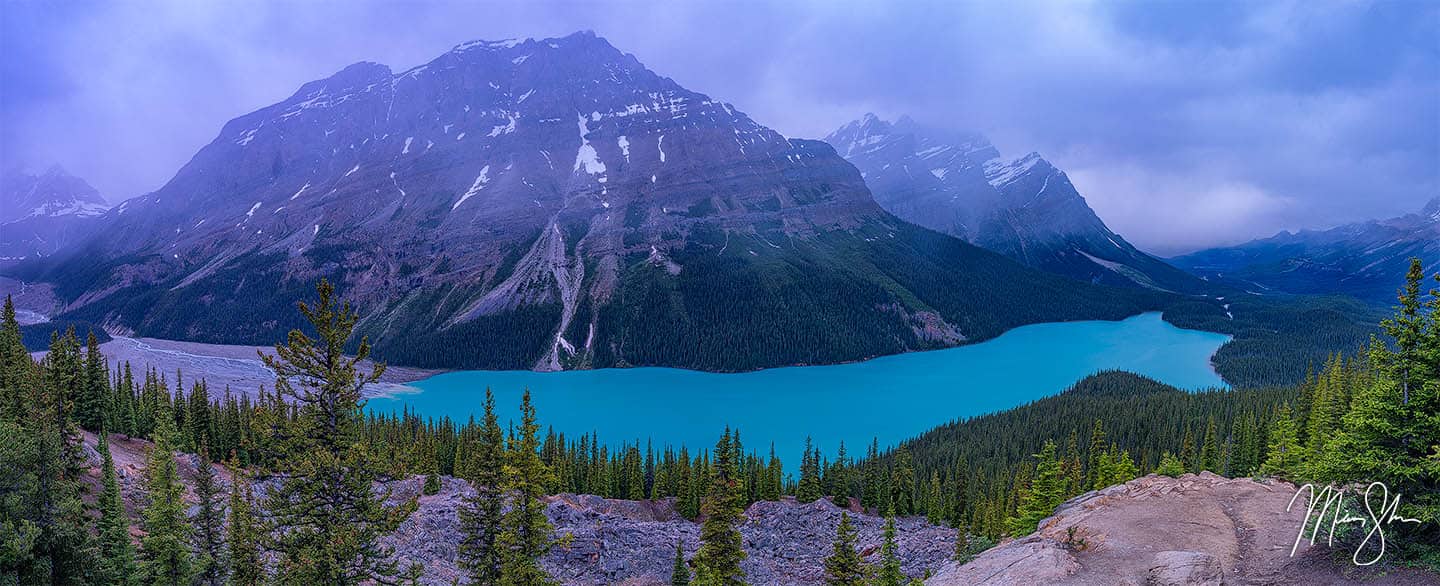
[81,431,955,584]
[80,433,1436,585]
[927,472,1437,585]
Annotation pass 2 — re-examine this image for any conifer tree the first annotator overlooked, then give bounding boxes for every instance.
[495,390,559,586]
[890,446,915,516]
[97,430,138,586]
[1155,451,1185,477]
[1084,420,1106,489]
[760,444,782,501]
[822,512,864,586]
[693,428,745,586]
[1260,403,1301,478]
[257,280,416,584]
[1199,417,1219,473]
[139,407,192,586]
[1318,260,1440,549]
[797,436,821,504]
[191,450,227,586]
[227,462,263,586]
[670,539,691,586]
[862,439,882,512]
[874,516,905,586]
[830,441,850,508]
[1110,448,1138,485]
[1179,427,1197,473]
[77,331,108,431]
[1007,440,1063,536]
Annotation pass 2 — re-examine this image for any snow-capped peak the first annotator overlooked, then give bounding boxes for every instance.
[983,152,1045,188]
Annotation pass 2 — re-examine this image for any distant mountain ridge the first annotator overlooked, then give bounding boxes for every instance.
[21,32,1164,371]
[1171,198,1439,306]
[825,115,1208,294]
[0,166,108,261]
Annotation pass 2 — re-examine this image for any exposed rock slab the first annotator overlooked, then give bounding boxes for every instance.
[927,473,1436,585]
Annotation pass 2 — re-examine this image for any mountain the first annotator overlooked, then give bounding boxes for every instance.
[26,32,1164,371]
[0,166,108,261]
[824,115,1207,294]
[1171,198,1440,306]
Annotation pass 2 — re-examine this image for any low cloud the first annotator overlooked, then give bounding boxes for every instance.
[2,0,1434,253]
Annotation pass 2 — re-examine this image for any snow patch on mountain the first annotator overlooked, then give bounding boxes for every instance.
[452,165,491,210]
[574,114,606,175]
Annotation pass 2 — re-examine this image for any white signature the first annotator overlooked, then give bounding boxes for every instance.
[1286,482,1423,566]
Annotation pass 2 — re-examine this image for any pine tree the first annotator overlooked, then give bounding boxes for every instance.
[460,391,506,584]
[890,446,915,516]
[822,512,864,586]
[670,539,691,586]
[1179,427,1196,474]
[830,441,850,508]
[1198,417,1219,473]
[495,390,559,586]
[1084,419,1106,489]
[8,326,99,584]
[1260,403,1302,478]
[874,516,905,586]
[1155,451,1185,477]
[1007,440,1063,536]
[693,428,745,586]
[227,462,263,586]
[97,430,138,586]
[797,436,821,504]
[257,280,416,584]
[1110,448,1138,485]
[76,331,108,431]
[1318,260,1440,551]
[760,444,782,501]
[191,450,227,586]
[139,407,192,586]
[862,439,882,512]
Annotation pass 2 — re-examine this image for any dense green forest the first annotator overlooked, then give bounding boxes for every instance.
[1165,293,1383,388]
[2,262,1435,585]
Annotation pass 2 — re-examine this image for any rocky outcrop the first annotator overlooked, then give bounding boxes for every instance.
[927,473,1435,585]
[384,480,955,585]
[83,431,955,585]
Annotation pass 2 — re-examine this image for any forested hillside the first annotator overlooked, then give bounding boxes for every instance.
[1165,294,1383,388]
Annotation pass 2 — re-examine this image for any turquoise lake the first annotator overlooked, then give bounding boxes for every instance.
[367,312,1230,464]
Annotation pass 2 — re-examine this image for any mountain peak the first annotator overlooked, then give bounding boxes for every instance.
[0,165,106,226]
[1423,196,1439,221]
[826,115,1206,293]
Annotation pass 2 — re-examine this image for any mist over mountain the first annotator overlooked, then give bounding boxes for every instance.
[0,165,108,261]
[825,115,1207,294]
[25,32,1162,371]
[1171,198,1440,306]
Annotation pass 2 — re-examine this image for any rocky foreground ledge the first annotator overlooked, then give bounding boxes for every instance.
[84,433,1434,585]
[928,472,1436,585]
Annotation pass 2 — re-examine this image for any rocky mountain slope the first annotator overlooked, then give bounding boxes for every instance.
[825,115,1207,294]
[24,32,1162,371]
[928,472,1435,585]
[0,166,108,261]
[1171,198,1440,307]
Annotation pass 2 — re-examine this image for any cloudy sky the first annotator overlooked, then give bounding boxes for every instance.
[2,0,1436,254]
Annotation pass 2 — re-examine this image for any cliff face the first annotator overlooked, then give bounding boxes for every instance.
[927,472,1435,585]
